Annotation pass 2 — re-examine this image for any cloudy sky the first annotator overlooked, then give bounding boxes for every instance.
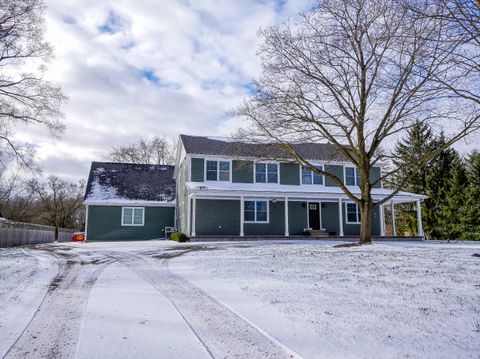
[17,0,310,182]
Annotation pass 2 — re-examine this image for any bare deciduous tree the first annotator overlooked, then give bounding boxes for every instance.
[236,0,480,244]
[0,169,37,221]
[29,176,85,241]
[108,136,176,165]
[0,0,66,168]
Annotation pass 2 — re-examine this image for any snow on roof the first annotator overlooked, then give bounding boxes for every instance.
[85,162,176,203]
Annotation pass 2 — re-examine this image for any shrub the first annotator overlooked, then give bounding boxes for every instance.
[459,232,480,241]
[170,232,190,242]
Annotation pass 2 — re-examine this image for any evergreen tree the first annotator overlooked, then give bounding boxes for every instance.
[440,157,468,239]
[461,151,480,240]
[424,133,459,239]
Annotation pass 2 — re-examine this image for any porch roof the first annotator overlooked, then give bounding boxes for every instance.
[186,182,426,204]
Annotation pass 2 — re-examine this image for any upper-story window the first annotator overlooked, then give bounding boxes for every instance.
[302,165,324,185]
[255,163,278,183]
[345,166,361,186]
[206,160,230,181]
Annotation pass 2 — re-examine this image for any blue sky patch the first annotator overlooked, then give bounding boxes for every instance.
[98,11,125,34]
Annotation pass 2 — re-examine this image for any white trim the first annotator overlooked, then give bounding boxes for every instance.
[84,200,175,207]
[84,204,89,241]
[204,158,232,183]
[186,194,191,237]
[379,204,385,236]
[344,166,361,187]
[191,193,196,237]
[345,202,361,224]
[243,199,270,224]
[185,153,390,168]
[240,195,244,236]
[284,196,289,236]
[121,207,145,226]
[416,199,424,237]
[306,201,324,230]
[253,161,280,184]
[338,198,344,236]
[391,202,397,236]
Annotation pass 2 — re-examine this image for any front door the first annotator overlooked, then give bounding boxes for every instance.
[308,202,320,230]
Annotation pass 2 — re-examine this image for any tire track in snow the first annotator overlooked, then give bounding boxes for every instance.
[2,248,115,359]
[114,250,300,359]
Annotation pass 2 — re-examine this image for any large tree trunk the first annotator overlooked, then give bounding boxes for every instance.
[359,198,373,245]
[54,226,59,242]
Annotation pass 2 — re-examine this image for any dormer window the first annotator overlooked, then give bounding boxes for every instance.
[206,160,230,181]
[345,166,361,186]
[302,165,324,185]
[255,163,278,183]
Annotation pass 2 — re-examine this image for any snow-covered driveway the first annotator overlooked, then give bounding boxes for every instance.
[0,240,479,359]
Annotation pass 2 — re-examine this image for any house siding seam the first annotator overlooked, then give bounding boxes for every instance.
[87,206,175,241]
[280,163,300,185]
[232,160,254,183]
[324,164,344,187]
[191,157,205,182]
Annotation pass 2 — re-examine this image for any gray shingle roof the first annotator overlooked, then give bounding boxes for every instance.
[84,162,175,202]
[180,135,346,162]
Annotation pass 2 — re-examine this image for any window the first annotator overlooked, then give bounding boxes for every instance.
[122,207,144,226]
[255,163,278,183]
[346,203,361,223]
[206,160,230,181]
[244,200,269,223]
[345,166,361,186]
[302,165,324,185]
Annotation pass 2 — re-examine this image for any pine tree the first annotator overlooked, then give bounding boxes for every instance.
[440,157,468,239]
[461,151,480,240]
[424,133,459,239]
[393,121,437,236]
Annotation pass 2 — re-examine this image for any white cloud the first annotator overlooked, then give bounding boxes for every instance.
[16,0,312,181]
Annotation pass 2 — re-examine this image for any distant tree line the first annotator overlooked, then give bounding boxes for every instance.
[393,122,480,240]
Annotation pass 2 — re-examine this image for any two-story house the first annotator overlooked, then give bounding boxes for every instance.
[174,135,426,239]
[83,134,426,241]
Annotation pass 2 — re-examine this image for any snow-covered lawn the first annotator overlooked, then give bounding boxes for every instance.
[0,240,479,358]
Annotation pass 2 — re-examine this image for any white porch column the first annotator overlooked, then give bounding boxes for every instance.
[391,202,397,236]
[338,198,344,237]
[379,204,386,236]
[191,193,196,237]
[186,194,191,237]
[240,195,244,237]
[416,199,424,237]
[284,196,289,237]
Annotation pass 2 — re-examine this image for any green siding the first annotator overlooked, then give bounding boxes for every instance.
[244,201,284,236]
[232,160,253,183]
[87,206,174,241]
[288,201,307,235]
[191,158,204,182]
[195,199,240,235]
[370,167,382,188]
[321,202,380,236]
[280,163,300,185]
[325,165,344,187]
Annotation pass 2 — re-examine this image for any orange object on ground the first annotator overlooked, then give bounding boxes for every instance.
[72,232,85,241]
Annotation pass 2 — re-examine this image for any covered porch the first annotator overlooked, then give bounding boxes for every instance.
[185,182,426,239]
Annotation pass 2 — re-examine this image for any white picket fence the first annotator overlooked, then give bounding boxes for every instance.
[0,220,74,248]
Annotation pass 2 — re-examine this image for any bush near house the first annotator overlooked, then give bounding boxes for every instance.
[170,232,189,242]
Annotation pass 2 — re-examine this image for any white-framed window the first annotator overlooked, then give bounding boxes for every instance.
[301,165,324,185]
[122,207,145,226]
[255,163,278,183]
[205,160,230,181]
[345,166,361,186]
[345,203,361,223]
[244,200,269,223]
